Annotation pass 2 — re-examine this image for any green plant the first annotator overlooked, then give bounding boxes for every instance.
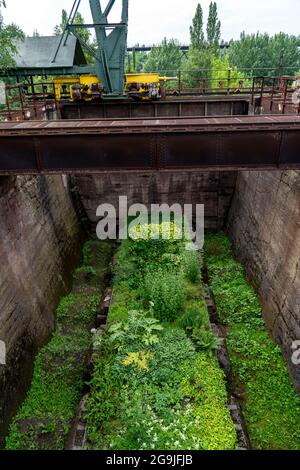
[6,240,113,451]
[87,329,236,450]
[191,327,223,353]
[176,300,208,331]
[75,265,97,277]
[143,270,184,322]
[122,351,155,371]
[205,232,300,450]
[107,310,163,352]
[82,241,92,265]
[183,250,201,284]
[86,222,237,451]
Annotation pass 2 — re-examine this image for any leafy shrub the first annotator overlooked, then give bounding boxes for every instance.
[122,352,155,371]
[106,310,163,352]
[86,223,237,451]
[191,327,223,353]
[182,250,201,284]
[6,241,112,450]
[228,325,300,450]
[176,300,208,331]
[205,233,232,258]
[143,270,184,322]
[87,329,236,450]
[205,237,263,328]
[205,232,300,450]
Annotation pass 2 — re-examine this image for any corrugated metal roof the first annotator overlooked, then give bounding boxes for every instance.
[14,36,87,69]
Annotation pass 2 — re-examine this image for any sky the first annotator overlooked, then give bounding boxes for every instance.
[2,0,300,45]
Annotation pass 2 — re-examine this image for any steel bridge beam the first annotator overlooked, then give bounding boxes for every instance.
[0,116,300,174]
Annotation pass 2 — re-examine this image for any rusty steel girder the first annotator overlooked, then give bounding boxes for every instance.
[0,115,300,174]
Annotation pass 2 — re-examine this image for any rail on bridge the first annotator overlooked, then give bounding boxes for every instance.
[0,115,300,174]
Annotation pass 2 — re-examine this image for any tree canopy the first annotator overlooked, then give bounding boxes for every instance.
[190,3,205,49]
[54,9,98,65]
[207,2,221,46]
[0,1,24,73]
[54,9,91,44]
[183,2,222,87]
[143,38,183,74]
[228,32,300,77]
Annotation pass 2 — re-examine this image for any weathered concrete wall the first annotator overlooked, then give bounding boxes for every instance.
[0,176,82,445]
[75,171,237,232]
[227,170,300,390]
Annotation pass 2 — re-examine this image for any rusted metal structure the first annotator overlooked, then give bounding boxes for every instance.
[1,73,299,122]
[0,83,58,122]
[0,76,300,121]
[60,96,250,119]
[1,115,300,174]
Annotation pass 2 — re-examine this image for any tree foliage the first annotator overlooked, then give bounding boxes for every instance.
[212,55,251,91]
[183,48,213,87]
[54,9,90,44]
[0,1,24,73]
[126,45,148,73]
[54,9,97,64]
[143,38,183,74]
[207,2,221,46]
[228,32,300,77]
[183,2,222,87]
[190,3,204,49]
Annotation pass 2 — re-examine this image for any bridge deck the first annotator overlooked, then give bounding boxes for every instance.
[0,115,300,174]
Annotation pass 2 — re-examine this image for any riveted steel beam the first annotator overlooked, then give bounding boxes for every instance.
[1,115,300,174]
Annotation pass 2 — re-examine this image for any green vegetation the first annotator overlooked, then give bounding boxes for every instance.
[0,1,24,73]
[54,9,96,64]
[207,2,221,47]
[211,55,251,90]
[205,233,300,450]
[143,38,183,74]
[138,1,300,88]
[228,32,300,77]
[183,2,221,88]
[86,223,237,450]
[6,240,113,450]
[189,3,205,48]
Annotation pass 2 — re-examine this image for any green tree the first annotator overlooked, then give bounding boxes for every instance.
[0,1,24,73]
[183,48,213,88]
[190,3,204,48]
[54,9,90,44]
[211,55,251,92]
[207,2,221,47]
[54,9,68,35]
[228,32,300,78]
[126,45,148,73]
[183,2,217,88]
[54,9,96,64]
[143,38,183,74]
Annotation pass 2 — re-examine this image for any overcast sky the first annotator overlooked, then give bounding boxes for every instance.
[2,0,300,45]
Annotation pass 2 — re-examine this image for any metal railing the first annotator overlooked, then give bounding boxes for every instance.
[0,82,58,122]
[1,67,300,120]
